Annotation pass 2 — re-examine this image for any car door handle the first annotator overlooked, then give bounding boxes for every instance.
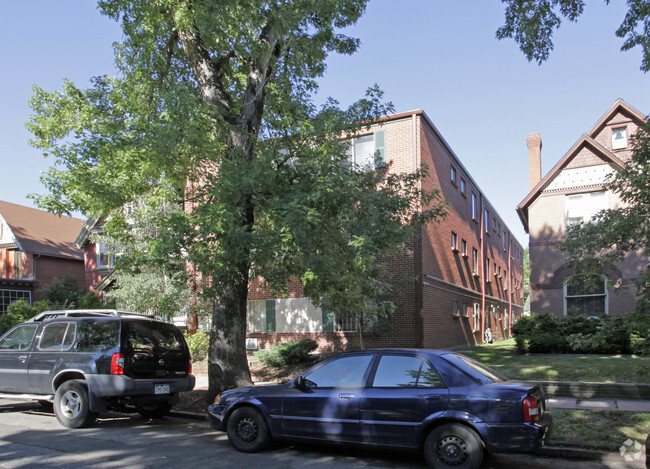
[424,395,440,403]
[338,393,355,401]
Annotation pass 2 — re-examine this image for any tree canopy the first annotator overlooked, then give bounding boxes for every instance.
[497,0,650,71]
[27,0,446,396]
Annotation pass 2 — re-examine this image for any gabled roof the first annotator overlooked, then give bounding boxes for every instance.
[516,99,647,232]
[0,200,84,261]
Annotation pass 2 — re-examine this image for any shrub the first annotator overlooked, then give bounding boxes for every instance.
[255,339,318,368]
[0,300,50,335]
[184,330,210,362]
[512,311,650,355]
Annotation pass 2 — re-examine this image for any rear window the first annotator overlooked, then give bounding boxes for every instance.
[443,353,508,384]
[124,320,186,352]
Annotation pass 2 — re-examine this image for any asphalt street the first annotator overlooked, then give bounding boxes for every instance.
[0,400,645,469]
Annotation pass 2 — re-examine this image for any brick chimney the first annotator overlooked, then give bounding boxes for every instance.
[527,133,542,190]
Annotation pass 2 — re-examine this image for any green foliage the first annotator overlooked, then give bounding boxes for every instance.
[512,312,650,354]
[0,300,50,335]
[26,0,448,393]
[497,0,650,72]
[77,291,115,309]
[184,330,210,362]
[255,339,318,368]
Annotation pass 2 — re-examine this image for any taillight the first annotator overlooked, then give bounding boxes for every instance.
[111,353,125,375]
[523,395,539,422]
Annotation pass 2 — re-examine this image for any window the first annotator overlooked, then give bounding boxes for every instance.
[612,127,627,150]
[462,301,469,318]
[452,299,459,317]
[13,252,25,278]
[484,210,490,233]
[0,324,38,350]
[461,239,468,257]
[566,191,608,226]
[484,257,490,281]
[97,243,114,269]
[460,178,467,195]
[38,322,76,351]
[450,165,457,185]
[305,355,373,388]
[472,248,479,276]
[472,303,481,331]
[0,289,31,314]
[471,193,478,220]
[564,275,608,316]
[348,130,386,169]
[451,232,458,251]
[372,355,444,388]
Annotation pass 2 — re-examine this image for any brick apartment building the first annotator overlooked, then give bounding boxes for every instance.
[245,110,525,351]
[517,99,648,316]
[0,200,85,313]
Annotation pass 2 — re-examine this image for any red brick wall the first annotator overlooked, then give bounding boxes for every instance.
[33,256,85,301]
[242,111,523,351]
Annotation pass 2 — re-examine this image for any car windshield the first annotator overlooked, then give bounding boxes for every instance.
[443,353,508,384]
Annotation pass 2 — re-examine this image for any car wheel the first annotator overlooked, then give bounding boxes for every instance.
[54,380,96,428]
[136,402,172,419]
[226,407,270,453]
[424,423,483,469]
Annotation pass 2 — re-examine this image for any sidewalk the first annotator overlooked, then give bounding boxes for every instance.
[548,396,650,412]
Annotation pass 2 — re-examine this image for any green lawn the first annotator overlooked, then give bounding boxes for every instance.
[549,409,650,451]
[457,339,650,384]
[456,339,650,451]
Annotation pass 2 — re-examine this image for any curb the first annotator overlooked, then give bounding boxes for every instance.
[169,410,208,421]
[535,445,640,464]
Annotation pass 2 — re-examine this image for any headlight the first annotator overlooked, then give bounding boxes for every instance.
[213,394,222,405]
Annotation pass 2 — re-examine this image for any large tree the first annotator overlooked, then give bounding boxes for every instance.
[27,0,445,397]
[497,0,650,71]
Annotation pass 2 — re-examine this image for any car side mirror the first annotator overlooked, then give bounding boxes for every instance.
[294,376,317,390]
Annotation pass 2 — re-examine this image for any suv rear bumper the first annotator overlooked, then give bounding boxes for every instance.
[87,374,196,398]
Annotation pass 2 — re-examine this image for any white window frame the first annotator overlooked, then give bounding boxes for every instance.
[566,191,608,227]
[472,303,481,331]
[563,275,609,316]
[612,127,627,150]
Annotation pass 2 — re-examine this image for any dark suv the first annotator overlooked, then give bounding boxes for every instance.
[0,310,195,428]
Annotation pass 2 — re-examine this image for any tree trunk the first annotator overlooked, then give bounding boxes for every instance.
[207,277,253,401]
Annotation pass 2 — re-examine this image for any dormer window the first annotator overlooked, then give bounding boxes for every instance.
[612,127,627,150]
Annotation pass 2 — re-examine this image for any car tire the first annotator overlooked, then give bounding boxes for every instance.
[226,407,271,453]
[424,423,483,469]
[53,380,96,428]
[136,402,172,419]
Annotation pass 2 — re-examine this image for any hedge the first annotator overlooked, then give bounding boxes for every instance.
[512,312,650,355]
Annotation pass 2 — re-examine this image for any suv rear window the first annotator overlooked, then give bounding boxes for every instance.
[125,320,185,352]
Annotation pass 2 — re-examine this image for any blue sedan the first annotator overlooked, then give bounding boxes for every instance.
[208,349,552,469]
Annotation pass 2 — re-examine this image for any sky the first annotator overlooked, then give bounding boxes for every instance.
[1,0,648,247]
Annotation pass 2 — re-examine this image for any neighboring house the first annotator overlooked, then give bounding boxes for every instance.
[517,99,648,317]
[239,110,525,351]
[75,215,115,295]
[0,200,85,314]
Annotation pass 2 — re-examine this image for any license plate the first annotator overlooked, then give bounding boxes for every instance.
[155,384,170,395]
